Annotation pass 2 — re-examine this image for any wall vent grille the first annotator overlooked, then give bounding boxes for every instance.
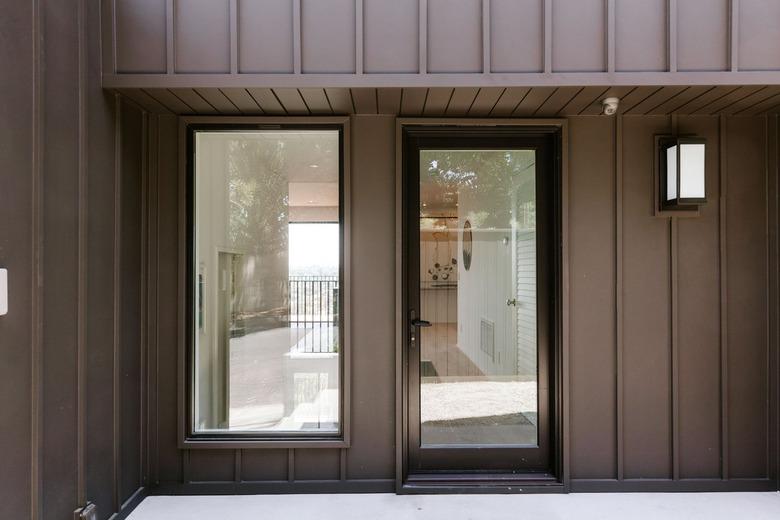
[480,318,495,360]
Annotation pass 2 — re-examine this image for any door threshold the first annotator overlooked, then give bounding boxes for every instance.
[402,473,563,494]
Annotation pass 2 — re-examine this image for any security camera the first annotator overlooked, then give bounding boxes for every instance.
[602,97,620,116]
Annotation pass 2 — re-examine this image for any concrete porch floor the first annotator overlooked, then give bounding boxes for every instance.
[127,492,780,520]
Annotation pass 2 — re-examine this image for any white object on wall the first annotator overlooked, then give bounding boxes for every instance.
[0,268,7,316]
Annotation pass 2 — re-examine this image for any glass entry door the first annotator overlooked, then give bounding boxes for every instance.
[405,128,554,476]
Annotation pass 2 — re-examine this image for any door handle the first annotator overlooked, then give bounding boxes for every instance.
[506,298,518,307]
[411,318,432,328]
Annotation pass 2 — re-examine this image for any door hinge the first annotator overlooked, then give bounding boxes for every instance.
[73,502,97,520]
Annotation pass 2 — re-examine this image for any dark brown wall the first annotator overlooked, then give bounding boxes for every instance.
[149,115,397,493]
[0,1,148,519]
[147,113,779,493]
[768,113,780,491]
[0,2,36,518]
[569,114,778,491]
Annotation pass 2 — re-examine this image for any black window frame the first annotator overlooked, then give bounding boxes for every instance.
[182,119,350,449]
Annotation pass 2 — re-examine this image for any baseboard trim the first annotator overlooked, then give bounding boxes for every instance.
[400,483,566,494]
[570,478,777,493]
[108,486,148,520]
[148,478,776,496]
[152,479,396,495]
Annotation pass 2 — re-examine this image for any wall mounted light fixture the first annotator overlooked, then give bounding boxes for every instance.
[658,136,707,212]
[0,268,7,316]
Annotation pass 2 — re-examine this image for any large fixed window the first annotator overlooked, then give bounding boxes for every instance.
[188,124,344,441]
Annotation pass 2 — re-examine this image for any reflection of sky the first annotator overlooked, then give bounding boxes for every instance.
[289,223,339,276]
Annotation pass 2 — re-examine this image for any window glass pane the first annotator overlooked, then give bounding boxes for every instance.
[666,145,677,201]
[193,129,341,434]
[680,143,705,199]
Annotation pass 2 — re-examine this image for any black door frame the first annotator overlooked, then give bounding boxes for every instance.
[395,120,568,493]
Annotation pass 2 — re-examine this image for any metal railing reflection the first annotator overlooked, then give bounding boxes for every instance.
[288,275,339,353]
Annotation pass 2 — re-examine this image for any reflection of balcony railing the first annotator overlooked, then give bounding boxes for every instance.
[288,276,339,353]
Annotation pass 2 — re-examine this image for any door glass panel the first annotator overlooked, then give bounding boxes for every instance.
[419,150,537,446]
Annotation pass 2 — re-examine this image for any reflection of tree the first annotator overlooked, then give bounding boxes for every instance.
[225,139,290,325]
[227,139,289,255]
[221,134,339,330]
[421,150,536,228]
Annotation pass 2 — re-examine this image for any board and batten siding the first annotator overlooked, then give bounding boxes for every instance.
[143,113,779,492]
[146,115,398,491]
[568,114,778,489]
[0,2,150,519]
[104,0,780,88]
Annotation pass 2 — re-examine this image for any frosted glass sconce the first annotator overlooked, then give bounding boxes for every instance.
[659,137,706,211]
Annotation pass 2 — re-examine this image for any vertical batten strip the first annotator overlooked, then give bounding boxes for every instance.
[340,117,354,445]
[342,118,352,447]
[103,0,117,75]
[760,113,770,478]
[419,0,428,74]
[166,0,175,74]
[764,114,776,481]
[615,114,624,481]
[671,215,680,480]
[77,0,89,506]
[234,450,242,482]
[147,115,160,487]
[394,120,404,491]
[355,0,364,74]
[288,449,295,482]
[229,0,239,74]
[670,115,680,480]
[561,121,571,489]
[719,115,730,480]
[140,112,149,488]
[770,114,780,488]
[293,0,302,74]
[31,1,44,518]
[543,0,552,73]
[340,448,348,480]
[729,0,739,72]
[482,0,490,74]
[668,0,678,72]
[178,111,188,484]
[607,0,615,73]
[112,93,123,512]
[154,117,162,486]
[182,450,190,483]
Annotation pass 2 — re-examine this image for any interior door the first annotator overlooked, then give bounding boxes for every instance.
[404,127,555,477]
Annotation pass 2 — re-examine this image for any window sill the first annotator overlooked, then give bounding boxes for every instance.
[180,436,349,450]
